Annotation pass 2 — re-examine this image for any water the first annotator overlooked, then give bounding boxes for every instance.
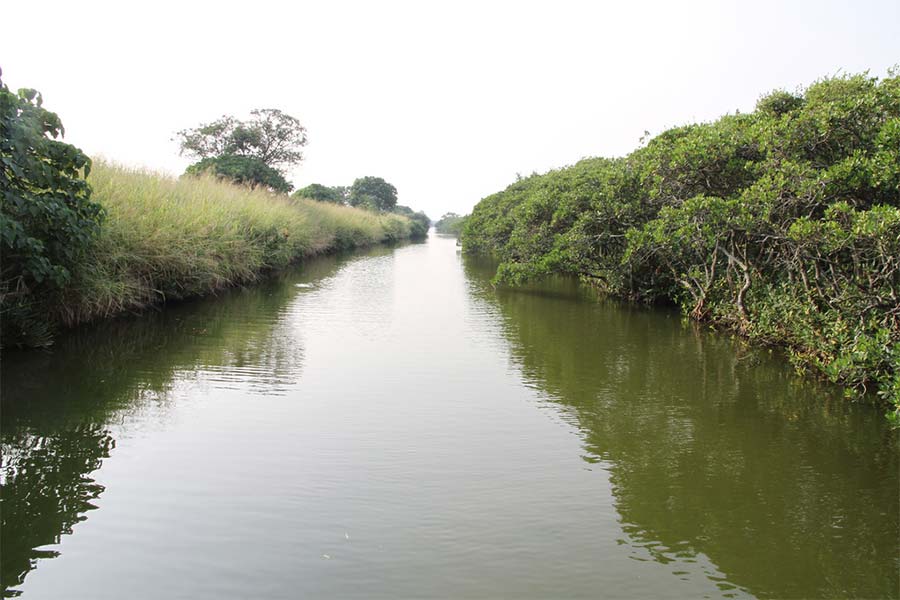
[2,232,897,599]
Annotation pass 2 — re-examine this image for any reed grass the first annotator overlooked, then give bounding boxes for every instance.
[55,161,414,326]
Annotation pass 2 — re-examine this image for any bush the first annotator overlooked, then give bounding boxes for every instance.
[1,71,103,346]
[348,176,398,211]
[393,205,430,238]
[293,183,345,203]
[435,212,467,236]
[185,155,292,193]
[462,71,900,419]
[57,162,418,329]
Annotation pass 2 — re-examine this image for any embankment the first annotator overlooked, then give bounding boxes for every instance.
[461,72,900,419]
[31,162,419,338]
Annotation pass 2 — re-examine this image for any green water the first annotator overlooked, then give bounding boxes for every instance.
[1,233,897,599]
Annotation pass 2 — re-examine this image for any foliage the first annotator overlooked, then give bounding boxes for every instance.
[393,204,430,238]
[293,183,345,203]
[176,108,306,191]
[185,155,292,193]
[435,212,467,235]
[348,176,398,211]
[297,182,429,237]
[176,108,307,167]
[0,70,104,346]
[53,162,418,330]
[462,71,900,418]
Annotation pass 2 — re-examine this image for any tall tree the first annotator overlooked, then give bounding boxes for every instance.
[1,68,103,346]
[293,183,345,203]
[185,155,292,194]
[175,109,307,191]
[348,176,397,211]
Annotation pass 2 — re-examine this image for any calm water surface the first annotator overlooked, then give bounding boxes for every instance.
[2,232,898,599]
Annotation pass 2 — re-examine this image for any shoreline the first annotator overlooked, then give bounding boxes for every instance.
[3,162,424,348]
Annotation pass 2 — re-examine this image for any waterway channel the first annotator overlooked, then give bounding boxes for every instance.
[2,232,897,598]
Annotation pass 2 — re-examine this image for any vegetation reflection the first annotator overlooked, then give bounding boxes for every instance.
[464,255,899,599]
[0,250,382,596]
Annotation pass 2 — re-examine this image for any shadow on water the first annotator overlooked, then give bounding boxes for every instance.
[463,255,900,600]
[0,247,392,597]
[2,239,897,599]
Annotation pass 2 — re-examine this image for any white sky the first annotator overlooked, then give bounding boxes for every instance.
[2,0,898,218]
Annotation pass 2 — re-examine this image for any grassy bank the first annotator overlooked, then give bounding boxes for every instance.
[47,162,415,331]
[462,72,900,421]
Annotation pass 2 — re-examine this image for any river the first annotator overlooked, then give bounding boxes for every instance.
[2,231,898,599]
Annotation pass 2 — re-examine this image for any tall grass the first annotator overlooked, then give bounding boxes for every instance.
[55,161,414,326]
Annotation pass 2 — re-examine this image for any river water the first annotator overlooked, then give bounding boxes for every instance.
[2,232,898,599]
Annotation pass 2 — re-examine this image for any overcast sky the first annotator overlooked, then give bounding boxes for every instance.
[3,0,898,217]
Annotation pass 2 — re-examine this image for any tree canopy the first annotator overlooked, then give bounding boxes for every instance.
[461,71,900,418]
[435,212,467,235]
[185,155,292,193]
[349,176,398,211]
[176,108,306,191]
[393,205,430,238]
[293,183,345,203]
[1,70,104,346]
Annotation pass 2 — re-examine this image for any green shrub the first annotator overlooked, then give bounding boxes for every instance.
[57,162,416,329]
[462,71,900,419]
[348,176,398,211]
[435,212,467,235]
[1,72,103,346]
[393,205,430,238]
[185,155,292,193]
[293,183,345,203]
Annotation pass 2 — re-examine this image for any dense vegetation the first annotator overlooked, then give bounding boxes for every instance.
[435,212,467,235]
[392,204,430,238]
[176,108,307,193]
[1,71,104,346]
[185,154,292,193]
[178,115,431,234]
[178,113,431,232]
[294,183,346,203]
[47,163,418,344]
[462,72,900,420]
[294,179,430,239]
[1,75,428,347]
[347,176,398,211]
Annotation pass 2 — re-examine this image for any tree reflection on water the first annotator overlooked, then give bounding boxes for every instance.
[464,255,900,599]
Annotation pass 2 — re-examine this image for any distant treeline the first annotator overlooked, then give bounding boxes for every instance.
[3,162,421,348]
[435,212,467,235]
[173,109,431,238]
[295,180,430,239]
[462,72,900,419]
[1,73,426,347]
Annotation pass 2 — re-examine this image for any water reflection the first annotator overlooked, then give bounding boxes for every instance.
[463,255,900,599]
[1,426,113,596]
[2,240,897,599]
[0,250,379,596]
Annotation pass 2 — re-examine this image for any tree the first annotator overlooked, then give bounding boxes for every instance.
[435,212,466,235]
[348,176,397,211]
[176,108,307,191]
[332,186,350,203]
[461,71,900,416]
[1,69,104,346]
[393,205,430,238]
[185,155,292,193]
[294,183,345,203]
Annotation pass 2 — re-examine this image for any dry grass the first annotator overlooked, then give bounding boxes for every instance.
[57,161,413,325]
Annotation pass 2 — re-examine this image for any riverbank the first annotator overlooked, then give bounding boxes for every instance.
[461,72,900,421]
[4,233,896,599]
[9,161,420,345]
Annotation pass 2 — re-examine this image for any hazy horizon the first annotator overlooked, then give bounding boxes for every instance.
[3,0,898,217]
